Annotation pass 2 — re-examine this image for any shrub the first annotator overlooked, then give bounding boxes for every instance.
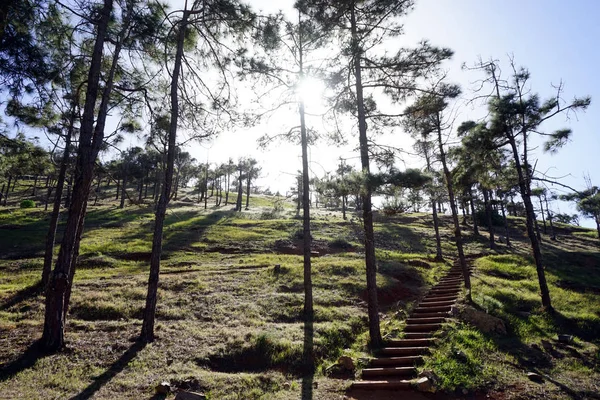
[19,199,35,208]
[475,209,504,227]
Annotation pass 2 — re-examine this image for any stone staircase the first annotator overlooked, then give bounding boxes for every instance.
[351,263,470,391]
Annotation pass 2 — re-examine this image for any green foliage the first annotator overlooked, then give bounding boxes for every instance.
[19,199,35,208]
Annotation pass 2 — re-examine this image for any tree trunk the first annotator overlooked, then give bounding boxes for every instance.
[482,188,495,249]
[119,173,127,208]
[235,166,243,212]
[32,175,38,196]
[245,175,251,210]
[64,175,72,208]
[42,114,75,286]
[436,118,471,301]
[225,173,230,204]
[115,178,120,200]
[42,0,115,352]
[140,9,189,343]
[350,6,381,348]
[538,197,547,234]
[4,176,11,206]
[500,200,511,247]
[544,194,555,240]
[469,187,479,235]
[507,135,552,310]
[138,177,144,203]
[297,21,314,370]
[425,151,442,260]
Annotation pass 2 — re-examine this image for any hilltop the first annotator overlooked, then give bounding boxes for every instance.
[0,188,599,399]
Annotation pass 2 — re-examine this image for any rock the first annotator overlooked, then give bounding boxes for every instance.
[415,376,434,392]
[541,340,553,352]
[454,304,507,334]
[175,391,207,400]
[274,264,281,274]
[313,381,318,389]
[517,311,531,318]
[558,334,573,344]
[527,372,544,383]
[283,382,291,390]
[337,356,355,371]
[155,381,171,394]
[455,350,468,363]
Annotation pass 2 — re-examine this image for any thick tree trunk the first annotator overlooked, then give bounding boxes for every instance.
[350,6,381,349]
[42,115,74,286]
[140,9,189,343]
[42,0,120,352]
[436,120,471,301]
[482,188,495,249]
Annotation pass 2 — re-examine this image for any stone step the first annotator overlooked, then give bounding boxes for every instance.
[386,338,435,347]
[362,366,416,379]
[413,305,452,313]
[417,300,455,307]
[370,355,423,367]
[404,323,442,332]
[434,282,462,288]
[351,380,412,390]
[422,295,457,302]
[406,316,446,324]
[402,332,434,339]
[408,311,449,319]
[437,281,463,286]
[379,346,430,356]
[428,289,460,296]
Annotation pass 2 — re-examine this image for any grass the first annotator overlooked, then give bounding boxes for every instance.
[0,183,599,399]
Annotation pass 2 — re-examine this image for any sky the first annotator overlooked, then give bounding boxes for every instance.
[5,0,600,224]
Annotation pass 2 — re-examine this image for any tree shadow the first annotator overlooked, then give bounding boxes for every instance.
[68,340,146,400]
[0,340,46,382]
[0,280,44,311]
[301,316,314,400]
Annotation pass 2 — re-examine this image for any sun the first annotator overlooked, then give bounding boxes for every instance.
[296,76,325,109]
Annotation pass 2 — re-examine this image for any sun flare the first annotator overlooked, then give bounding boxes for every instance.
[296,76,325,108]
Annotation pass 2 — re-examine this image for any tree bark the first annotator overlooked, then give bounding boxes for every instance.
[42,113,75,286]
[544,194,555,240]
[140,9,189,343]
[42,0,121,351]
[350,5,381,348]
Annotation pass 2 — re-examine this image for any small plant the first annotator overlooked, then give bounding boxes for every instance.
[19,200,35,209]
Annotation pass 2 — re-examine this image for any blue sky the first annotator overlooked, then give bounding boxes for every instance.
[404,0,599,190]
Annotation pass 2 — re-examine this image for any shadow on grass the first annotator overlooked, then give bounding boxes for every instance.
[0,280,44,311]
[301,315,314,400]
[69,340,146,400]
[0,340,46,382]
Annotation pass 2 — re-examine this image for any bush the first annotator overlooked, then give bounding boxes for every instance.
[475,209,504,227]
[19,199,35,208]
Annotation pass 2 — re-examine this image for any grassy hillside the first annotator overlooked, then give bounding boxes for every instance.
[0,186,599,399]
